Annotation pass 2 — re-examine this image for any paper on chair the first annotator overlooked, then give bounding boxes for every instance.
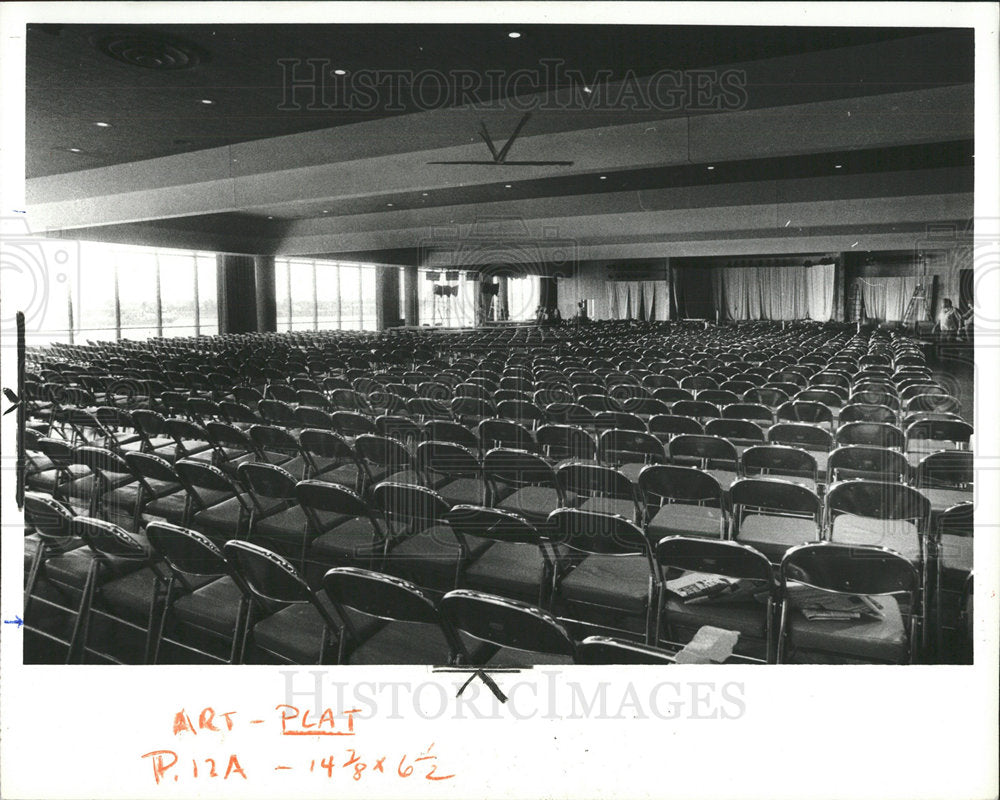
[673,626,740,664]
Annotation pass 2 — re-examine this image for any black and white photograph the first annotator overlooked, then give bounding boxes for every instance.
[1,2,997,798]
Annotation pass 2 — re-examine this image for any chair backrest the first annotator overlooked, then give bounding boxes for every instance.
[656,535,774,585]
[124,450,178,485]
[478,418,536,452]
[648,414,704,440]
[938,501,973,537]
[223,540,313,604]
[536,424,597,461]
[767,422,833,451]
[23,491,76,545]
[354,434,412,473]
[638,464,724,507]
[323,568,450,634]
[482,448,559,491]
[249,424,300,455]
[440,590,577,661]
[915,450,973,488]
[780,542,919,597]
[667,434,738,466]
[575,636,675,665]
[827,445,909,483]
[236,461,298,500]
[416,440,481,479]
[423,420,479,450]
[371,481,450,531]
[836,421,904,450]
[777,401,834,426]
[597,428,665,467]
[704,418,765,445]
[838,403,897,424]
[556,462,637,510]
[671,400,722,420]
[146,521,228,577]
[445,505,544,547]
[547,507,652,558]
[73,516,149,561]
[825,479,931,527]
[740,444,817,480]
[729,477,820,519]
[904,419,973,450]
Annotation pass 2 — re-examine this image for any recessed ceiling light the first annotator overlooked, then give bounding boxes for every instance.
[322,210,329,214]
[508,31,521,39]
[333,69,347,76]
[200,98,215,105]
[94,121,111,128]
[267,216,274,220]
[68,147,82,153]
[386,203,394,207]
[835,164,843,169]
[582,86,592,94]
[599,175,607,180]
[504,184,512,189]
[421,192,428,197]
[706,165,715,171]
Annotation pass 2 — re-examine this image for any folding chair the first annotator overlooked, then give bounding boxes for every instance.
[730,477,822,563]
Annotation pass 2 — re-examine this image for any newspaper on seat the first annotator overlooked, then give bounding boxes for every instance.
[792,585,886,621]
[673,626,740,664]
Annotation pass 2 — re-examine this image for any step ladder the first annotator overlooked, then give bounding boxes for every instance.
[902,283,928,326]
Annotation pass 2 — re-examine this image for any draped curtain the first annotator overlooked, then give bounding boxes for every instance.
[718,263,836,321]
[859,276,921,322]
[607,280,671,320]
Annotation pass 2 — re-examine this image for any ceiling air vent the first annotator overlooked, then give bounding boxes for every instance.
[97,32,206,70]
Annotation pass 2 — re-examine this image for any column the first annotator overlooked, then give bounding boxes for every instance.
[216,254,258,334]
[403,265,419,326]
[376,266,402,329]
[254,256,277,333]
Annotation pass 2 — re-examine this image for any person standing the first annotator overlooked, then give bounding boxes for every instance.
[933,298,961,341]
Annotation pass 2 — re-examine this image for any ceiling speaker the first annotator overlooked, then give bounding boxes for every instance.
[97,32,207,70]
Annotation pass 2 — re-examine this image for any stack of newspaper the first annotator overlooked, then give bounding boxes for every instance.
[793,586,886,620]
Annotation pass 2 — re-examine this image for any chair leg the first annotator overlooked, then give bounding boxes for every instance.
[23,542,47,611]
[67,562,99,665]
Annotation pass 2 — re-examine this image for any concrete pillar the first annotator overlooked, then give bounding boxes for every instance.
[216,254,258,334]
[403,265,419,326]
[376,266,402,329]
[254,255,277,333]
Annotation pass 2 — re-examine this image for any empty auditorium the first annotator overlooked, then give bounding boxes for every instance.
[10,20,985,668]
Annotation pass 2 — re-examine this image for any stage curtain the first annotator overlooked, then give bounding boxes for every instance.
[652,280,670,320]
[625,281,641,318]
[614,282,630,319]
[720,264,835,321]
[642,280,656,320]
[806,263,836,321]
[860,276,920,322]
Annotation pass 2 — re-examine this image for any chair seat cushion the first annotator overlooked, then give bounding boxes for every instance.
[663,594,768,640]
[497,486,565,523]
[311,461,361,489]
[144,490,190,523]
[830,515,921,564]
[736,514,820,562]
[308,517,386,567]
[251,594,379,664]
[172,576,245,637]
[648,504,725,539]
[486,646,574,667]
[579,496,639,523]
[43,532,151,592]
[462,541,546,603]
[559,555,652,614]
[619,462,649,484]
[345,621,491,665]
[191,495,258,541]
[388,525,492,591]
[939,534,973,587]
[921,487,972,514]
[437,477,488,506]
[785,585,908,662]
[99,566,166,624]
[705,468,739,490]
[384,468,447,490]
[252,507,345,559]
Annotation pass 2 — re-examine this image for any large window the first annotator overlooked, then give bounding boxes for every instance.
[274,258,380,331]
[24,240,218,345]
